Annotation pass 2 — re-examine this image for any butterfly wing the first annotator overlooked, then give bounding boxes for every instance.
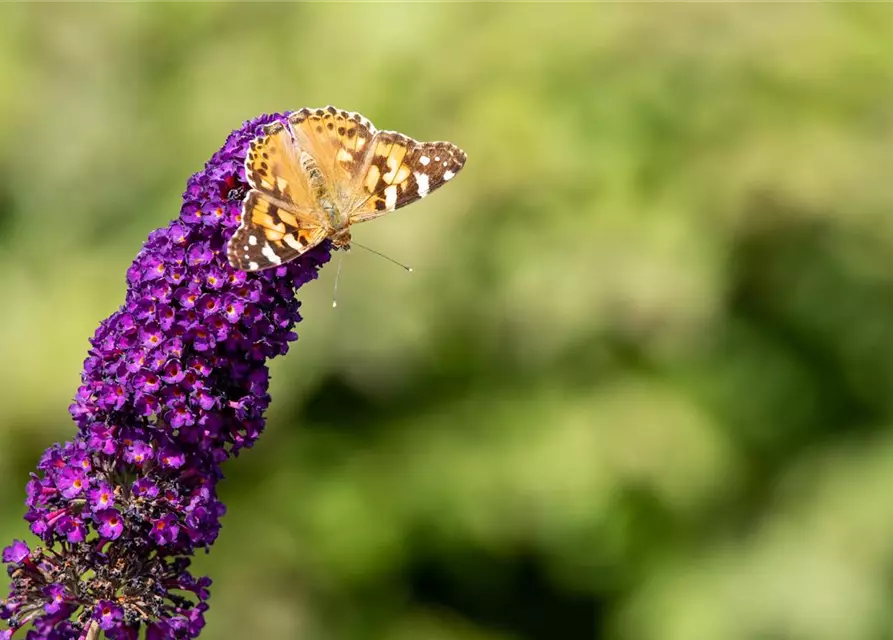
[348,133,466,223]
[228,120,328,271]
[227,191,328,271]
[288,107,466,223]
[287,106,378,207]
[228,108,466,271]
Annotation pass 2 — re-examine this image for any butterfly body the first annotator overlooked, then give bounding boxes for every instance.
[298,150,351,248]
[227,106,466,271]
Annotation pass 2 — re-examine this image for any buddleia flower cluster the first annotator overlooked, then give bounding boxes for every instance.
[0,113,330,639]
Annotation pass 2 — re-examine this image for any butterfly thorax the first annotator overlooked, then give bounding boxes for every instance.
[299,151,352,248]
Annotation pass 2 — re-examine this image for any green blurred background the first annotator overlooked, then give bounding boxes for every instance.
[4,3,893,639]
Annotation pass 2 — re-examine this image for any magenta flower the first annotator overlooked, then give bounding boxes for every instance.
[140,323,165,350]
[160,359,185,384]
[133,478,160,499]
[1,112,331,639]
[42,585,66,615]
[56,515,86,543]
[87,483,115,511]
[159,445,186,469]
[95,509,124,540]
[125,441,154,466]
[151,514,181,546]
[55,467,87,499]
[94,601,123,631]
[1,542,28,564]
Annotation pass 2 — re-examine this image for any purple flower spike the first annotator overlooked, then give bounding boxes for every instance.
[1,112,331,639]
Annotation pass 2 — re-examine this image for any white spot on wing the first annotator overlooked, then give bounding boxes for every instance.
[415,172,430,198]
[243,245,249,251]
[248,261,259,271]
[383,158,397,182]
[284,234,303,250]
[248,235,258,246]
[384,185,398,210]
[443,170,455,181]
[261,242,282,265]
[420,156,430,166]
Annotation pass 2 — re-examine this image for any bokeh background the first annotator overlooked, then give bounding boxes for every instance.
[3,3,893,639]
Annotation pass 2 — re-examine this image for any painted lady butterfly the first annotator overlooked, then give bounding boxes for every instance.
[227,106,466,271]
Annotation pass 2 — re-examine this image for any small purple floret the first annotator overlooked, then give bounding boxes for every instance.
[150,514,181,546]
[95,508,124,540]
[1,542,28,564]
[88,483,115,511]
[94,601,123,631]
[55,467,87,499]
[42,585,66,615]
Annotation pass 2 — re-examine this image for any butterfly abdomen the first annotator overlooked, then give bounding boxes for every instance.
[299,151,344,231]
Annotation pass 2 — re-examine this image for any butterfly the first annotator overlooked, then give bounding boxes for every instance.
[227,106,467,271]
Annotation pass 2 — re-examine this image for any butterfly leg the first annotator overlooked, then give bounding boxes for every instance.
[330,229,352,251]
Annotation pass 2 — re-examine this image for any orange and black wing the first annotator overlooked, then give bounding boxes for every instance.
[227,120,328,271]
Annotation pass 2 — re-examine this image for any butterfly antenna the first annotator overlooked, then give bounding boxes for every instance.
[332,251,346,308]
[352,241,413,272]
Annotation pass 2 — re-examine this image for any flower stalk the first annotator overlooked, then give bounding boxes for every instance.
[83,622,99,640]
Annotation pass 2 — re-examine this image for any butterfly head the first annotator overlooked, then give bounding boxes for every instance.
[330,228,352,251]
